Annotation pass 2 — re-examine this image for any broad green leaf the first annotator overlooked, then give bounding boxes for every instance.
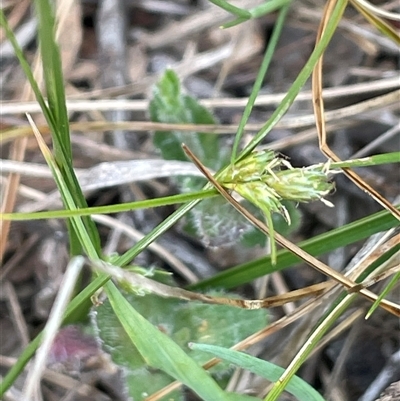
[150,69,227,172]
[190,197,260,247]
[191,343,326,401]
[96,288,267,400]
[124,369,183,401]
[191,197,300,248]
[104,282,262,401]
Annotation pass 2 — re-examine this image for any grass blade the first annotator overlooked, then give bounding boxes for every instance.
[238,0,348,159]
[231,4,291,161]
[191,205,400,290]
[264,294,356,401]
[0,189,218,221]
[34,0,70,158]
[190,343,326,401]
[207,0,251,20]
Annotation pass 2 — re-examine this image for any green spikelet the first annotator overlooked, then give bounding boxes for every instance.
[219,150,335,263]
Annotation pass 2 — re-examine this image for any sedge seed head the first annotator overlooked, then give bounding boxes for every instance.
[220,150,277,183]
[219,151,334,219]
[264,166,334,202]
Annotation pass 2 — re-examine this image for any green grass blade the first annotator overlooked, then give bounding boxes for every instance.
[231,3,291,162]
[114,199,200,266]
[2,152,396,222]
[223,0,290,28]
[264,294,356,401]
[207,0,251,20]
[2,2,101,254]
[0,11,53,127]
[34,0,101,253]
[238,0,348,159]
[330,152,400,168]
[249,0,292,18]
[350,0,400,46]
[28,117,98,258]
[190,206,400,290]
[366,262,400,319]
[34,0,70,158]
[0,189,218,221]
[366,271,400,318]
[191,343,326,401]
[0,335,42,397]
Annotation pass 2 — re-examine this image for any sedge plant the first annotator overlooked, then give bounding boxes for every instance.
[0,0,399,400]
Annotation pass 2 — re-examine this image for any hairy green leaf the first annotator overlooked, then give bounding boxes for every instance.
[97,286,267,400]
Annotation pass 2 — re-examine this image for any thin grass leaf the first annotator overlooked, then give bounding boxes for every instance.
[0,11,54,129]
[350,0,400,46]
[264,293,357,400]
[366,272,400,318]
[221,17,249,29]
[190,343,326,401]
[222,0,291,28]
[190,205,400,290]
[366,256,400,319]
[34,0,70,158]
[2,153,397,221]
[231,4,290,162]
[329,152,400,168]
[1,2,101,254]
[249,0,292,18]
[207,0,251,21]
[34,0,101,253]
[0,189,218,221]
[238,0,348,159]
[26,115,98,259]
